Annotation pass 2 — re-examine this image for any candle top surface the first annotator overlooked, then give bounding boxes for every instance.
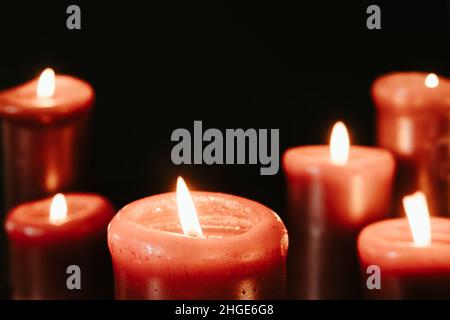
[108,191,288,266]
[372,72,450,111]
[0,74,94,124]
[283,145,394,174]
[5,193,114,244]
[358,217,450,274]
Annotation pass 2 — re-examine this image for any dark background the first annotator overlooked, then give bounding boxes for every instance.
[0,1,449,298]
[0,1,449,212]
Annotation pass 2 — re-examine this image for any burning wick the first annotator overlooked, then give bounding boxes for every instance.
[330,121,350,166]
[402,191,432,247]
[49,193,68,224]
[176,177,204,238]
[37,68,56,98]
[425,73,439,89]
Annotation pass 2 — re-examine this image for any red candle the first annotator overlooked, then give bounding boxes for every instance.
[108,177,288,300]
[358,192,450,299]
[4,193,115,299]
[0,68,94,209]
[283,122,395,299]
[372,72,450,217]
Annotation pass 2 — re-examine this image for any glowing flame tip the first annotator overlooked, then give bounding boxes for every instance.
[330,121,350,165]
[425,73,439,88]
[176,177,204,238]
[402,191,432,247]
[37,68,55,98]
[49,193,67,224]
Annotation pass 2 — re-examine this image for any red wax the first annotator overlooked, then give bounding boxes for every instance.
[358,217,450,299]
[4,193,115,299]
[372,72,450,217]
[0,74,94,209]
[108,192,288,300]
[283,146,395,299]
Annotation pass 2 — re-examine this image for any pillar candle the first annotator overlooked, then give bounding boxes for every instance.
[108,177,288,300]
[4,193,114,299]
[283,122,395,299]
[372,72,450,217]
[358,192,450,299]
[0,68,94,209]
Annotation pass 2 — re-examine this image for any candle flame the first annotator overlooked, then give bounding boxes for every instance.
[330,121,350,165]
[37,68,55,98]
[425,73,439,88]
[49,193,67,224]
[176,177,204,238]
[402,191,432,247]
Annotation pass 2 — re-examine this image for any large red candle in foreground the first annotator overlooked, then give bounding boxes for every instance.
[108,177,288,300]
[0,68,94,209]
[358,192,450,299]
[283,122,395,299]
[372,72,450,217]
[5,193,114,299]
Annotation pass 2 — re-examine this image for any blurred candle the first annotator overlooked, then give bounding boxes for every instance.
[4,193,115,299]
[108,177,288,300]
[372,72,450,217]
[358,192,450,299]
[283,122,395,299]
[0,68,94,209]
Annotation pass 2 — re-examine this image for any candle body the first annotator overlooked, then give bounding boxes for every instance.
[372,72,450,216]
[358,218,450,299]
[283,146,394,299]
[0,75,94,209]
[5,193,115,300]
[108,192,288,300]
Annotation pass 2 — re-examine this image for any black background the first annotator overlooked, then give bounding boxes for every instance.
[0,1,449,213]
[0,1,449,299]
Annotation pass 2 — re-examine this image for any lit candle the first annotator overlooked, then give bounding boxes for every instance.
[4,193,115,299]
[372,72,450,217]
[358,191,450,299]
[0,68,94,209]
[107,177,288,300]
[283,122,395,299]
